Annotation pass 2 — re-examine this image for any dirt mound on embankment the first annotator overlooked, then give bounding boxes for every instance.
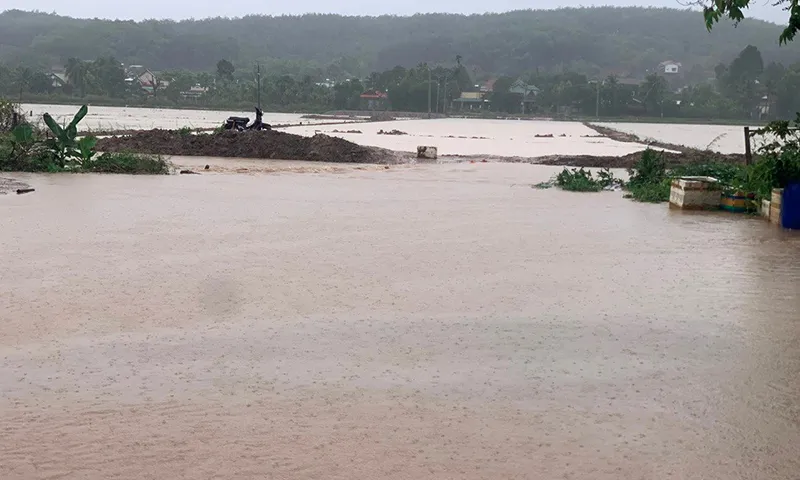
[96,129,410,164]
[533,150,747,169]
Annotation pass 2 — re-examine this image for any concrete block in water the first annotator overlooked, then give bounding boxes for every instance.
[417,146,438,159]
[770,189,783,225]
[761,199,771,219]
[669,177,721,210]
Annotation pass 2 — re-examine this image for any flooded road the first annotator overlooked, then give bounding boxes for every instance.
[1,163,799,479]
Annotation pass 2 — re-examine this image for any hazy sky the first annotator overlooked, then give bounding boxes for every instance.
[1,0,787,23]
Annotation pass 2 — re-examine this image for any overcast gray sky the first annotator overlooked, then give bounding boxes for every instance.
[1,0,786,23]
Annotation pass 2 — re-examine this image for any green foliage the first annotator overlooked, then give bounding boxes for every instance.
[177,126,193,136]
[84,152,171,174]
[43,104,87,163]
[216,59,235,81]
[744,115,800,200]
[554,167,621,192]
[0,99,21,131]
[626,150,671,202]
[627,180,672,203]
[703,0,799,44]
[628,149,666,188]
[639,74,668,115]
[77,135,97,163]
[625,149,755,203]
[0,102,166,174]
[1,8,797,79]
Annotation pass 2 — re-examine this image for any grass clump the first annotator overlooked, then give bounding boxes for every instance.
[83,152,171,174]
[626,149,671,202]
[553,167,621,192]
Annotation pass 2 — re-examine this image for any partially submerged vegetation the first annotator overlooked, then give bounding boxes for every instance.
[0,100,170,174]
[550,167,621,192]
[542,118,800,206]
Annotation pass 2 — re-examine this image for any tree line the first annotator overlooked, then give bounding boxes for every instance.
[1,7,797,80]
[2,43,799,121]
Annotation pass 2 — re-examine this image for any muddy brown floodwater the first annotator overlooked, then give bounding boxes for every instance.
[1,162,799,479]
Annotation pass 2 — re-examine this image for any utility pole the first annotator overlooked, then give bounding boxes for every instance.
[436,80,441,113]
[595,80,600,119]
[427,65,432,118]
[442,73,450,116]
[255,64,262,109]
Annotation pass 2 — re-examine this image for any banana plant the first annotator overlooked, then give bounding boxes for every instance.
[8,123,35,166]
[77,135,98,164]
[43,104,88,165]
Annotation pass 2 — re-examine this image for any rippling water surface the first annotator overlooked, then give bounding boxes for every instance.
[1,162,798,479]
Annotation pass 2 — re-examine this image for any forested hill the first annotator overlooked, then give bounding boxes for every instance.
[1,7,798,77]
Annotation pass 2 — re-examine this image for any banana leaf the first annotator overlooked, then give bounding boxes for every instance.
[11,124,33,143]
[43,113,64,138]
[68,105,88,131]
[78,136,98,161]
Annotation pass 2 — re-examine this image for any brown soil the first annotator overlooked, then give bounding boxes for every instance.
[96,129,411,164]
[584,122,691,153]
[533,150,747,169]
[513,123,747,169]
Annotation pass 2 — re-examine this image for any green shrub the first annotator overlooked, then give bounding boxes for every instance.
[0,100,22,133]
[554,167,621,192]
[628,148,666,188]
[625,149,749,203]
[628,179,672,203]
[84,152,171,174]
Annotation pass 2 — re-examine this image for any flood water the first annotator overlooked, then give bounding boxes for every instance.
[21,103,751,156]
[283,118,654,157]
[597,121,759,154]
[21,104,359,131]
[1,162,799,479]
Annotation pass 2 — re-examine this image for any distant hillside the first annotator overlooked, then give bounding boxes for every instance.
[1,7,798,77]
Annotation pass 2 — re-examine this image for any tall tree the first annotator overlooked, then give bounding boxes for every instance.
[65,58,91,97]
[216,59,235,81]
[90,57,126,97]
[639,74,668,115]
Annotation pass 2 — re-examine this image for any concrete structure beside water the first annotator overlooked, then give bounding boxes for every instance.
[669,177,721,209]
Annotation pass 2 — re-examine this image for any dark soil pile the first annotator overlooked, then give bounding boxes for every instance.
[96,129,409,164]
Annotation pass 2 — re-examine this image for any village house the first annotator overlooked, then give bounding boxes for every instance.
[359,90,389,110]
[659,60,682,75]
[48,72,67,90]
[180,84,209,100]
[125,65,169,95]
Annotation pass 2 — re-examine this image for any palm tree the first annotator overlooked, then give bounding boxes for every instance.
[12,67,32,100]
[65,58,90,97]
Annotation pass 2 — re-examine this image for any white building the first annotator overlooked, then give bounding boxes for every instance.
[659,61,682,75]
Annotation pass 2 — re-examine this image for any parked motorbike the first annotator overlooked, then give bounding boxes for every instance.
[222,107,271,131]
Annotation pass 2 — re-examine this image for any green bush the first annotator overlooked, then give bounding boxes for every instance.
[625,149,750,203]
[555,167,621,192]
[627,179,672,203]
[627,148,666,188]
[84,152,171,174]
[744,116,800,201]
[0,100,22,133]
